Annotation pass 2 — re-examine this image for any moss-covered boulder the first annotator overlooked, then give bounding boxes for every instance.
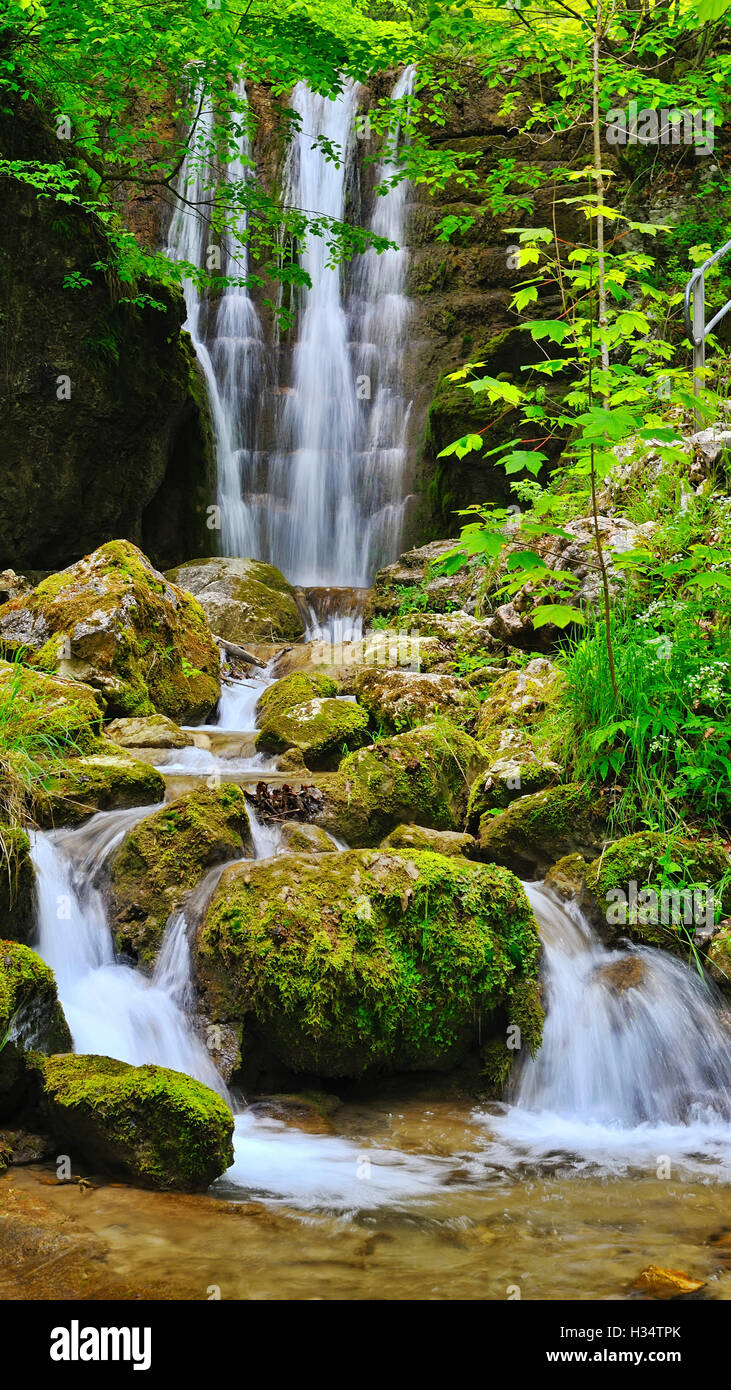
[316,723,488,846]
[583,832,730,956]
[0,828,35,945]
[352,668,478,733]
[0,660,104,749]
[35,742,165,828]
[466,740,562,825]
[195,848,543,1080]
[0,942,71,1119]
[109,785,252,968]
[476,659,563,747]
[255,672,370,769]
[0,541,220,722]
[278,822,336,854]
[30,1053,233,1191]
[105,715,193,750]
[379,824,477,857]
[165,557,304,645]
[476,783,607,877]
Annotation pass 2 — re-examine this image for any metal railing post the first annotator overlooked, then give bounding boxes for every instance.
[692,271,705,405]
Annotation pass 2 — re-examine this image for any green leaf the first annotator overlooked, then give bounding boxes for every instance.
[532,605,584,629]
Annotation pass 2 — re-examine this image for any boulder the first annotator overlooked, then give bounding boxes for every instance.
[315,723,488,845]
[0,540,220,722]
[278,822,337,854]
[379,824,477,857]
[105,715,193,750]
[352,668,478,733]
[195,848,542,1080]
[165,557,304,645]
[0,661,104,749]
[35,743,165,828]
[475,784,608,877]
[255,673,370,769]
[466,740,562,823]
[476,659,563,746]
[0,828,35,945]
[0,942,71,1120]
[108,786,253,967]
[30,1053,234,1191]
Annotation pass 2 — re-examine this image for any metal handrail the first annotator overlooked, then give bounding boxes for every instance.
[683,237,731,405]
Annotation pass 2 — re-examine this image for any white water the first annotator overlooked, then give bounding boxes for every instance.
[481,885,731,1176]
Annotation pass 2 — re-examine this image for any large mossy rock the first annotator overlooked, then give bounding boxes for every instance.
[315,723,488,846]
[0,541,220,722]
[35,742,164,828]
[254,672,369,769]
[165,557,304,645]
[109,786,253,968]
[0,829,36,945]
[0,660,104,748]
[195,848,543,1080]
[476,783,607,877]
[352,668,477,733]
[0,942,71,1120]
[582,831,730,956]
[30,1053,233,1191]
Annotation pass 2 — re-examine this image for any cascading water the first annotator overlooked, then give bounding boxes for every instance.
[483,884,731,1173]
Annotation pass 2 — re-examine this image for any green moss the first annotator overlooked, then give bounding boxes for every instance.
[317,721,488,845]
[256,672,339,723]
[35,740,165,827]
[0,941,71,1118]
[165,557,305,644]
[196,847,542,1079]
[109,785,252,967]
[31,1053,233,1191]
[476,783,607,876]
[0,826,35,944]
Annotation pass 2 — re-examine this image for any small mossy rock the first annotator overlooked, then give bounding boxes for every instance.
[0,541,220,722]
[379,824,477,858]
[165,557,304,645]
[0,661,104,750]
[466,741,562,826]
[278,822,336,854]
[352,668,478,733]
[105,715,193,750]
[195,848,542,1080]
[707,927,731,995]
[315,723,488,846]
[544,853,592,903]
[476,658,563,748]
[257,697,370,769]
[476,784,607,877]
[0,827,35,945]
[35,742,165,827]
[109,785,253,968]
[585,831,730,956]
[30,1053,233,1191]
[255,671,338,722]
[0,941,71,1119]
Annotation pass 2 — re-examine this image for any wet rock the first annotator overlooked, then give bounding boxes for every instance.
[544,853,591,903]
[195,847,542,1081]
[707,925,731,995]
[0,1128,55,1165]
[0,827,35,946]
[315,723,488,846]
[352,668,478,733]
[278,822,336,854]
[108,785,252,968]
[166,556,304,645]
[0,540,221,722]
[247,1094,338,1135]
[35,743,165,828]
[594,955,647,995]
[466,740,562,823]
[30,1053,234,1192]
[379,824,477,857]
[630,1265,706,1298]
[105,714,193,750]
[475,784,608,878]
[0,941,71,1120]
[196,1017,243,1084]
[255,672,370,769]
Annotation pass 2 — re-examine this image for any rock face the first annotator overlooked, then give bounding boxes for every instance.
[36,744,165,828]
[255,672,370,768]
[0,98,215,573]
[0,942,71,1120]
[108,786,253,968]
[352,668,477,733]
[475,784,607,877]
[0,540,221,722]
[105,715,193,750]
[165,557,305,645]
[316,723,487,845]
[195,848,542,1080]
[30,1053,234,1191]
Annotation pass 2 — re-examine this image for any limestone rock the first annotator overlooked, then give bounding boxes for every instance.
[166,556,304,645]
[105,714,193,750]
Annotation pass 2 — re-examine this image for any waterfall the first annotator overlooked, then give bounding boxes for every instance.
[483,885,731,1172]
[166,71,416,588]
